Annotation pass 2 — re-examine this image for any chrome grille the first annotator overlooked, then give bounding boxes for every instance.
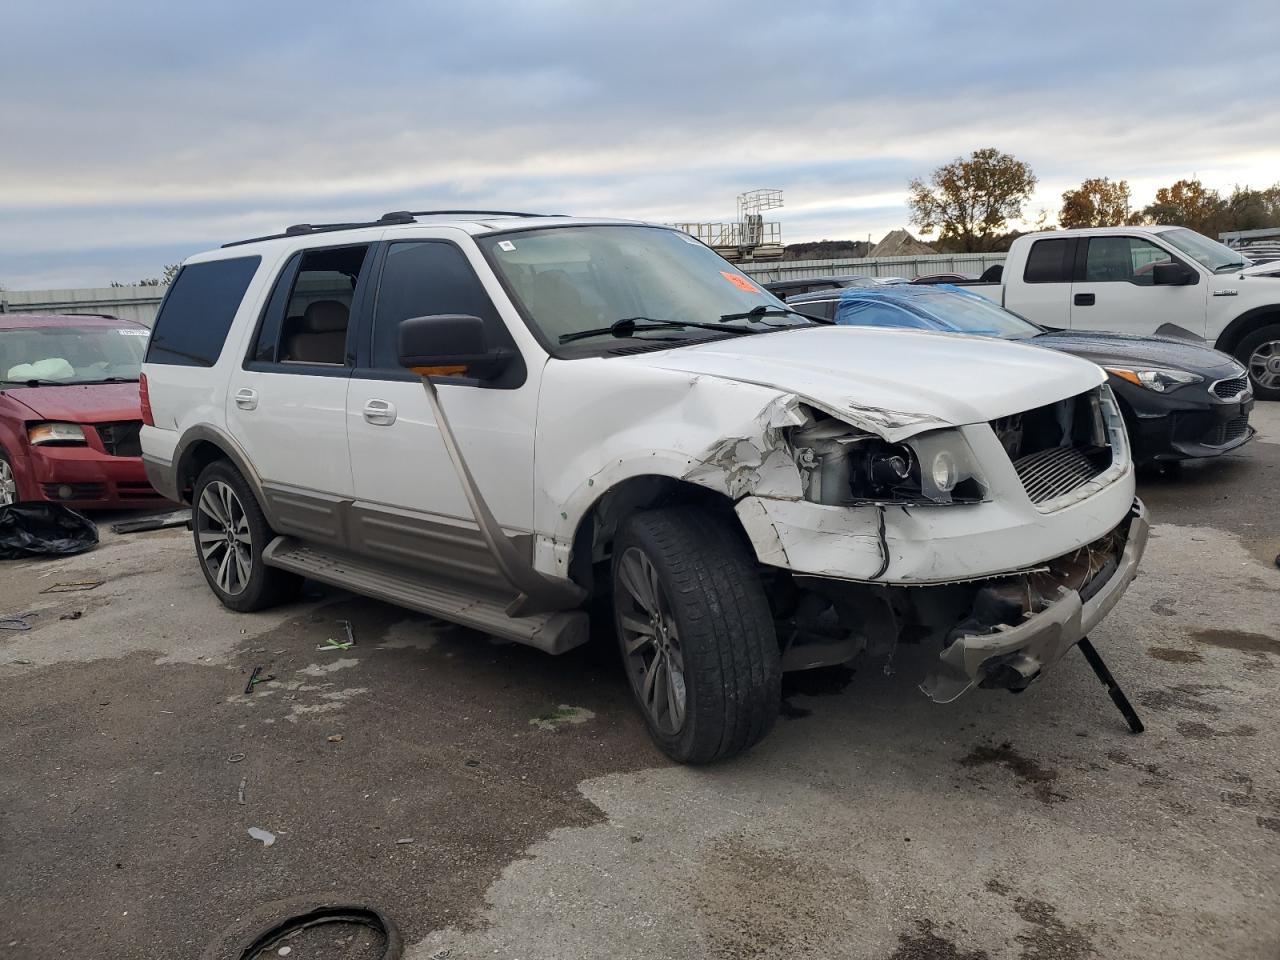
[1204,416,1250,447]
[1012,446,1104,505]
[1211,376,1249,401]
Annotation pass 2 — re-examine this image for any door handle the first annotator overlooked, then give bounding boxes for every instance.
[234,388,258,411]
[1074,293,1095,306]
[363,399,397,426]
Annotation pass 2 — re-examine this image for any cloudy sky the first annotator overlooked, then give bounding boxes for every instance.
[2,0,1278,289]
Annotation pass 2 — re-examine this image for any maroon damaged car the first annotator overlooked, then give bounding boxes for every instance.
[0,313,169,509]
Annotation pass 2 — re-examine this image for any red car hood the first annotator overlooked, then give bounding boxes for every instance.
[2,382,142,423]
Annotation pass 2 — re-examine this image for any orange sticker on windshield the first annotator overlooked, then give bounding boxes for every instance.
[720,271,761,293]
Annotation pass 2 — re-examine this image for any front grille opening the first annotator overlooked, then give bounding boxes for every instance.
[992,391,1112,505]
[96,420,143,457]
[1212,376,1248,400]
[1204,415,1250,447]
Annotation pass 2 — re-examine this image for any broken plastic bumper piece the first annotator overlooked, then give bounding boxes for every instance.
[920,499,1149,704]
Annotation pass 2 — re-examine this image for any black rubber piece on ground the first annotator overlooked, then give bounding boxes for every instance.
[192,460,302,612]
[614,506,781,764]
[234,904,403,959]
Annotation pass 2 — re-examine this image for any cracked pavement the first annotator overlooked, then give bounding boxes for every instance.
[3,405,1278,959]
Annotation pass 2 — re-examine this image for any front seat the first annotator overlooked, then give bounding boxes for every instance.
[282,300,349,364]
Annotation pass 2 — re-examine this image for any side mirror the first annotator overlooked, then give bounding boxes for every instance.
[398,314,513,380]
[1151,261,1195,286]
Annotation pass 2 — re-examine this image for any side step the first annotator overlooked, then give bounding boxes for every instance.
[262,537,589,655]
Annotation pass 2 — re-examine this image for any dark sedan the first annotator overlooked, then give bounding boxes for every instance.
[787,284,1255,467]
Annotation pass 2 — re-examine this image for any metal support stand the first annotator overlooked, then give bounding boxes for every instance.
[1077,637,1144,734]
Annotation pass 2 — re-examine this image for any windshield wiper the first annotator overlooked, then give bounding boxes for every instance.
[80,377,139,384]
[559,316,761,344]
[2,378,70,387]
[719,304,833,325]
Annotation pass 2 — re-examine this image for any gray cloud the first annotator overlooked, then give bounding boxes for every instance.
[2,0,1278,287]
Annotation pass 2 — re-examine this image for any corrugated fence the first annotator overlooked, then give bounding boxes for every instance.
[1,253,1008,327]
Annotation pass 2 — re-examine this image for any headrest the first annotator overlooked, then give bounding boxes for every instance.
[303,300,349,332]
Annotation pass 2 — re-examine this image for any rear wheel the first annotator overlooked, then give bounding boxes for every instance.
[192,460,300,612]
[612,507,780,764]
[1236,323,1280,400]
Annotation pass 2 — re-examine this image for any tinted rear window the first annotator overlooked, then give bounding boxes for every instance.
[1022,238,1074,284]
[146,256,261,366]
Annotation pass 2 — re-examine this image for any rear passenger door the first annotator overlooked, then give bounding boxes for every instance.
[1004,236,1075,328]
[345,238,538,586]
[225,243,374,545]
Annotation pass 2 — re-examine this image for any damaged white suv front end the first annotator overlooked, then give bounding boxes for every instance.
[606,324,1147,706]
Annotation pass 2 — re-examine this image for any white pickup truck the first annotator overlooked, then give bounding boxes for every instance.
[970,226,1280,398]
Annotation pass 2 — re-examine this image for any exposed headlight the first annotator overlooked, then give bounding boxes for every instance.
[931,450,958,492]
[28,422,87,445]
[1104,366,1203,393]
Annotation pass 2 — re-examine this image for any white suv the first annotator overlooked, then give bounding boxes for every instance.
[141,211,1148,763]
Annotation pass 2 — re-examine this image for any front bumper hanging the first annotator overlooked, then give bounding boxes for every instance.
[920,499,1149,703]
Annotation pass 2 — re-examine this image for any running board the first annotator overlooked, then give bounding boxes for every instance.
[262,537,589,655]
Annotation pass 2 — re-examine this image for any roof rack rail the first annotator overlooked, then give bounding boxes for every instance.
[221,210,556,248]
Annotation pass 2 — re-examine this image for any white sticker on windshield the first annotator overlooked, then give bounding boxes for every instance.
[117,328,149,336]
[497,240,516,252]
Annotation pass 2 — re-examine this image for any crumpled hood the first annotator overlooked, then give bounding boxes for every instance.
[1030,330,1239,374]
[0,382,142,423]
[634,326,1105,439]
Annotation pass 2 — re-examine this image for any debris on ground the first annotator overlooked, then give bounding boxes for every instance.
[339,619,356,646]
[318,638,353,652]
[327,734,344,743]
[59,610,82,621]
[395,837,416,845]
[227,753,246,764]
[237,777,247,805]
[0,613,33,631]
[109,510,191,535]
[243,666,276,694]
[40,579,104,594]
[529,704,596,731]
[0,503,98,559]
[247,827,276,847]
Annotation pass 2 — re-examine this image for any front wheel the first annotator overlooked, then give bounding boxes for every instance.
[192,460,300,612]
[612,507,780,764]
[1236,323,1280,401]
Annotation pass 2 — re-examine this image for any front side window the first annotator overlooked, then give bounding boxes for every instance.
[147,256,260,366]
[370,241,508,370]
[2,324,148,384]
[1084,237,1171,285]
[477,225,810,351]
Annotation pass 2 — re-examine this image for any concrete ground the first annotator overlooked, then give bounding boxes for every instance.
[2,407,1278,960]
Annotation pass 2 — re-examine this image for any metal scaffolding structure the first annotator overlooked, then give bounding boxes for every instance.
[672,189,785,261]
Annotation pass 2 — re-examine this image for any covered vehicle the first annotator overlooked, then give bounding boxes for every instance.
[0,313,169,509]
[787,284,1255,466]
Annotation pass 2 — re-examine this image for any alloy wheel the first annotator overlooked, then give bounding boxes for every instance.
[616,546,687,735]
[1248,339,1280,391]
[0,459,15,507]
[196,479,253,595]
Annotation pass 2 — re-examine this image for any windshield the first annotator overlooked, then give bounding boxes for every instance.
[477,225,811,350]
[1,325,147,384]
[837,287,1040,340]
[1161,228,1248,273]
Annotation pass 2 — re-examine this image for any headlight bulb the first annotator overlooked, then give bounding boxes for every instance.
[931,450,958,492]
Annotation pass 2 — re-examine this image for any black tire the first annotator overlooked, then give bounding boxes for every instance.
[1235,322,1280,401]
[192,460,301,612]
[612,506,780,764]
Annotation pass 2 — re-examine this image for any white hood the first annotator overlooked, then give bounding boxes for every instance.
[1239,260,1280,278]
[633,326,1105,439]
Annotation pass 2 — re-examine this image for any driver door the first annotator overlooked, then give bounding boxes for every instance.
[1069,234,1207,336]
[344,238,539,589]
